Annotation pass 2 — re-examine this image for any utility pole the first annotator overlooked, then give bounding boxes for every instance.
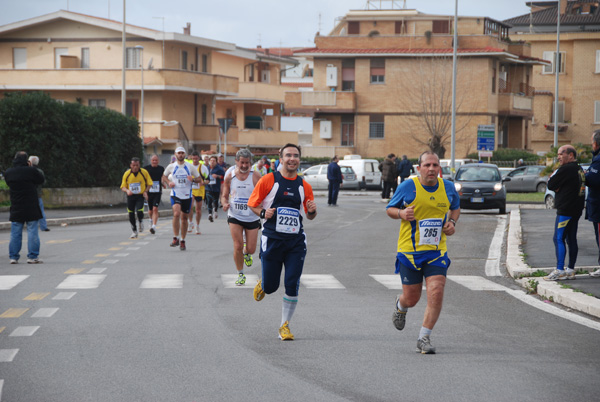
[121,0,127,115]
[553,1,561,148]
[450,0,458,171]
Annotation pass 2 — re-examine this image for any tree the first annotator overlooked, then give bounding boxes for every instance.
[400,57,476,158]
[0,92,142,187]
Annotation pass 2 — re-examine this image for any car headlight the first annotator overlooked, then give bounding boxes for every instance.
[454,183,462,192]
[494,183,503,191]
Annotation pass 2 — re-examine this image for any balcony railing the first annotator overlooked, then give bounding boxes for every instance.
[499,79,534,96]
[285,91,356,113]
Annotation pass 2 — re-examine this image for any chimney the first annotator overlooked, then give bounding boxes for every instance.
[183,22,191,35]
[560,0,568,15]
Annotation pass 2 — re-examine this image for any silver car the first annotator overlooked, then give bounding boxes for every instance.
[504,165,548,193]
[301,164,359,190]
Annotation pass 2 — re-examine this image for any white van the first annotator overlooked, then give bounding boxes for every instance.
[342,155,382,190]
[439,159,476,169]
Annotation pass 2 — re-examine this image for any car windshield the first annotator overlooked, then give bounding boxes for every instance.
[340,166,354,174]
[455,166,501,182]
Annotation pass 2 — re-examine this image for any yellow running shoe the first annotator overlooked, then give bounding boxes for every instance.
[278,321,294,341]
[253,280,265,301]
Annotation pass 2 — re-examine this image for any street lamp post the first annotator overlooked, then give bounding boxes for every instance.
[135,45,144,147]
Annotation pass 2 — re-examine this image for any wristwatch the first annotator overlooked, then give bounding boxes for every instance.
[449,218,457,226]
[260,209,266,219]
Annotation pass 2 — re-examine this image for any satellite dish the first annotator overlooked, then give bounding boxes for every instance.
[147,57,154,70]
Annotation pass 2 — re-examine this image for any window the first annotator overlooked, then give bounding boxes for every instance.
[369,115,385,139]
[395,21,405,34]
[432,20,450,34]
[594,101,600,124]
[552,101,565,123]
[348,21,359,35]
[341,115,355,146]
[88,99,106,109]
[492,67,497,94]
[126,47,141,68]
[342,59,355,91]
[370,59,385,84]
[542,51,565,74]
[126,99,139,118]
[596,50,600,73]
[13,48,26,69]
[202,54,208,73]
[201,104,207,125]
[81,48,90,69]
[181,50,188,70]
[249,64,255,82]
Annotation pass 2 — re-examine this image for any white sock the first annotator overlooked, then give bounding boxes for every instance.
[419,326,432,340]
[396,300,408,312]
[281,294,298,326]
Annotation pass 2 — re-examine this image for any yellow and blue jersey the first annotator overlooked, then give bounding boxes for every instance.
[387,177,460,271]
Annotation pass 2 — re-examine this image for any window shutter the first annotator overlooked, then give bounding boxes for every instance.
[543,51,554,74]
[348,21,359,35]
[595,101,600,123]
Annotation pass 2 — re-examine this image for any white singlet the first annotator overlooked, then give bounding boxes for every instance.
[227,169,259,222]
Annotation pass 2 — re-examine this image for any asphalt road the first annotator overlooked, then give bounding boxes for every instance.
[1,194,599,401]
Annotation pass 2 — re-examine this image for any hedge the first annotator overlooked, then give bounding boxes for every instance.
[0,92,142,187]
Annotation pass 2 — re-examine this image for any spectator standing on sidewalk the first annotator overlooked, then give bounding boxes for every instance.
[327,155,343,206]
[398,155,415,183]
[5,151,45,264]
[28,155,50,232]
[586,130,600,277]
[544,145,586,281]
[379,154,397,199]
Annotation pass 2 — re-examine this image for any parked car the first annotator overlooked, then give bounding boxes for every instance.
[498,167,514,178]
[340,155,382,190]
[301,164,359,190]
[453,163,510,214]
[503,165,548,193]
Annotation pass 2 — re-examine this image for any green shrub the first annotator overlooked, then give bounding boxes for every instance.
[467,148,540,162]
[0,92,142,187]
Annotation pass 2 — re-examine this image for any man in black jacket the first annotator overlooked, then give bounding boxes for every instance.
[5,151,45,264]
[585,130,600,277]
[544,145,585,281]
[327,155,343,206]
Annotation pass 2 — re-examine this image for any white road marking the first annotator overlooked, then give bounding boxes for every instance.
[0,275,29,290]
[137,242,149,245]
[52,292,77,300]
[370,274,403,290]
[485,216,507,276]
[87,268,107,274]
[0,379,3,402]
[56,275,106,289]
[221,274,260,288]
[102,259,119,264]
[0,349,19,362]
[113,253,129,257]
[140,274,183,289]
[10,326,40,337]
[448,275,600,332]
[31,308,59,318]
[126,247,140,251]
[301,274,345,289]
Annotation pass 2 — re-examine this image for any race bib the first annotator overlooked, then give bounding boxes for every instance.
[192,181,200,190]
[418,218,443,246]
[174,174,188,188]
[275,207,300,234]
[129,182,141,194]
[233,197,250,216]
[149,181,160,193]
[209,177,216,185]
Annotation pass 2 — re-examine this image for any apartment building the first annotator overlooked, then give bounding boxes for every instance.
[285,3,547,159]
[0,10,241,155]
[505,0,600,153]
[211,46,299,154]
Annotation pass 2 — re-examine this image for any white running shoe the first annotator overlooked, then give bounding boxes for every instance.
[214,212,218,220]
[130,230,138,239]
[188,222,194,233]
[565,268,576,280]
[544,269,566,281]
[590,268,600,277]
[139,220,144,233]
[195,225,201,235]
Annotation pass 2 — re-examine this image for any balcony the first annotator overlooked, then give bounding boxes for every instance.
[285,91,356,114]
[0,69,238,96]
[498,80,534,117]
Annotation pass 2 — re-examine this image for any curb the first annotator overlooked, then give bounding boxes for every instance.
[507,206,600,318]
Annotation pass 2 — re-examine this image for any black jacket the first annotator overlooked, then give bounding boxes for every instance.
[4,154,44,222]
[585,149,600,222]
[548,161,585,217]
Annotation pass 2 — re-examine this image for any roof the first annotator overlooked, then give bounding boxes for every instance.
[0,10,235,51]
[220,46,297,66]
[143,137,163,146]
[295,46,508,56]
[505,1,600,26]
[256,47,296,57]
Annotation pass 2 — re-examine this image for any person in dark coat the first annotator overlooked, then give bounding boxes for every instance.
[28,155,50,232]
[327,155,343,206]
[586,129,600,277]
[398,155,415,183]
[379,154,398,199]
[5,151,45,264]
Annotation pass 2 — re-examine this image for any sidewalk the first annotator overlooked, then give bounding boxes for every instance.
[507,206,600,318]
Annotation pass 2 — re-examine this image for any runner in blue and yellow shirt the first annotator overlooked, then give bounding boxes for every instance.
[386,151,460,354]
[120,157,153,239]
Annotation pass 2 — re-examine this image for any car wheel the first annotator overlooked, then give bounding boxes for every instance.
[545,194,555,209]
[499,203,506,214]
[537,183,547,193]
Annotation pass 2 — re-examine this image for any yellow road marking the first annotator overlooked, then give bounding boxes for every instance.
[81,260,98,264]
[108,247,122,251]
[24,293,51,301]
[94,254,110,257]
[120,242,132,245]
[47,239,74,244]
[0,326,5,333]
[0,308,30,318]
[64,268,85,274]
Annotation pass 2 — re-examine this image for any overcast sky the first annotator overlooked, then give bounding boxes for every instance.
[1,0,533,48]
